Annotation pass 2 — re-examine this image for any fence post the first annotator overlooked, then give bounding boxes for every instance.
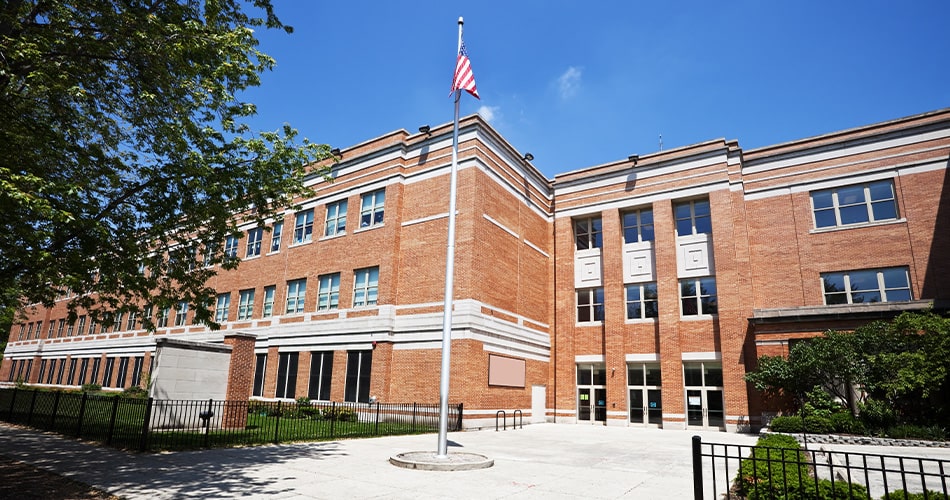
[139,397,153,452]
[26,389,38,426]
[412,402,416,433]
[106,395,120,446]
[76,392,87,437]
[375,402,380,435]
[329,402,335,438]
[692,435,703,500]
[203,399,213,448]
[50,391,61,430]
[7,387,17,421]
[457,403,463,431]
[273,401,282,444]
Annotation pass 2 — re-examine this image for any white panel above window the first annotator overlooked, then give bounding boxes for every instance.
[677,233,715,278]
[623,241,655,283]
[575,248,603,288]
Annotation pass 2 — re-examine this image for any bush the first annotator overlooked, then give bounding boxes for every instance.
[121,386,148,399]
[768,415,833,434]
[80,383,102,392]
[830,412,866,435]
[735,434,869,500]
[860,399,897,432]
[886,424,946,441]
[321,406,357,422]
[881,490,950,500]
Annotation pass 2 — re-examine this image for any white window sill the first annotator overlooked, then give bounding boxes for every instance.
[288,239,313,248]
[809,218,905,234]
[355,223,384,233]
[320,232,346,241]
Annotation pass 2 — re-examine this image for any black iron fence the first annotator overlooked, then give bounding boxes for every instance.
[692,435,950,499]
[0,388,462,451]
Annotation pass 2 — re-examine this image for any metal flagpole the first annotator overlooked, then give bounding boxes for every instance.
[436,16,464,459]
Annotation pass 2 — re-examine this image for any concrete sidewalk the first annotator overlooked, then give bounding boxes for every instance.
[0,422,759,499]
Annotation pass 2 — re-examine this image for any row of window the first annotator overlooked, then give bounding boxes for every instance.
[6,356,146,389]
[574,179,901,252]
[576,266,912,323]
[576,278,717,323]
[252,350,373,403]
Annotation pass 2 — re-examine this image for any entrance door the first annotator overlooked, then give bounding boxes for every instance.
[628,363,662,427]
[577,363,607,424]
[683,362,726,430]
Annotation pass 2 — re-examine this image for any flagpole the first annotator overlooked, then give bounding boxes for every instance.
[436,16,464,460]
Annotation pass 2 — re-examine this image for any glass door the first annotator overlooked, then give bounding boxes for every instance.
[577,363,607,424]
[683,362,725,430]
[628,363,662,427]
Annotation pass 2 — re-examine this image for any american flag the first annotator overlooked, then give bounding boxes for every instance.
[451,40,479,99]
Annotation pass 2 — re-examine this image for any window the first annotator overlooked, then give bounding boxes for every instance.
[293,209,314,244]
[116,357,129,389]
[681,277,718,316]
[246,227,263,257]
[34,321,42,339]
[286,279,307,314]
[360,189,385,227]
[574,216,602,250]
[113,312,123,333]
[626,283,658,319]
[576,287,605,323]
[89,358,101,385]
[157,307,170,328]
[353,267,379,307]
[38,360,47,384]
[811,180,898,229]
[78,358,89,385]
[822,267,911,305]
[47,321,54,338]
[622,209,655,244]
[174,302,188,327]
[238,289,255,320]
[17,323,24,340]
[262,285,276,317]
[56,359,66,384]
[252,354,267,397]
[224,235,240,259]
[88,320,97,336]
[308,351,334,401]
[270,221,283,252]
[77,316,86,336]
[275,352,298,399]
[344,350,372,403]
[126,312,138,331]
[56,319,65,337]
[65,320,74,336]
[317,273,340,310]
[25,323,33,340]
[102,358,115,388]
[215,293,231,323]
[325,200,347,237]
[67,359,78,385]
[142,306,153,329]
[131,357,144,388]
[675,199,712,236]
[203,240,218,267]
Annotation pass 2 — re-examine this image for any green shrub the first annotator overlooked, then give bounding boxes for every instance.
[768,415,833,434]
[881,490,950,500]
[121,386,148,399]
[886,424,946,441]
[296,396,312,407]
[321,406,357,422]
[830,412,866,435]
[859,399,897,431]
[735,434,869,500]
[81,383,102,392]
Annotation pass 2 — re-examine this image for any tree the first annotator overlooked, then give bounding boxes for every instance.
[0,1,331,328]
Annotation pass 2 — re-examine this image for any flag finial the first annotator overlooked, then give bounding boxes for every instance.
[458,17,464,25]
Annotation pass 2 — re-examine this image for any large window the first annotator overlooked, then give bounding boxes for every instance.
[215,293,231,323]
[576,287,605,323]
[275,352,298,399]
[286,279,307,314]
[574,216,602,250]
[344,350,372,403]
[308,351,334,401]
[238,289,255,320]
[102,358,115,388]
[252,354,267,397]
[293,209,314,244]
[822,267,911,305]
[174,302,188,326]
[157,307,169,328]
[131,357,144,387]
[360,189,385,228]
[325,200,347,237]
[353,267,379,307]
[77,316,86,336]
[317,273,341,311]
[270,221,283,252]
[224,235,239,259]
[681,277,717,316]
[262,285,276,317]
[811,180,898,229]
[675,199,712,236]
[246,227,263,257]
[625,283,658,320]
[622,208,655,244]
[116,357,129,389]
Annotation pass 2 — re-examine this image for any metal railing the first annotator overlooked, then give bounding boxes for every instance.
[692,435,950,499]
[0,388,462,452]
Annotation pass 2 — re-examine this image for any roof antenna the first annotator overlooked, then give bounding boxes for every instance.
[659,134,663,151]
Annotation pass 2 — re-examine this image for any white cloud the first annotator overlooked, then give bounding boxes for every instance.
[477,105,500,122]
[557,66,582,99]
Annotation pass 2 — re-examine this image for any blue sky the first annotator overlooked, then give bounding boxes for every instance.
[241,1,950,179]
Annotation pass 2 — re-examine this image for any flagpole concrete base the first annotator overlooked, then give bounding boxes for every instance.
[389,451,493,471]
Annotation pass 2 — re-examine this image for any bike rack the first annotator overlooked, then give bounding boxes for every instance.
[495,410,506,431]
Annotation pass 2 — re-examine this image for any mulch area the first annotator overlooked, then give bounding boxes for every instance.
[0,457,121,499]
